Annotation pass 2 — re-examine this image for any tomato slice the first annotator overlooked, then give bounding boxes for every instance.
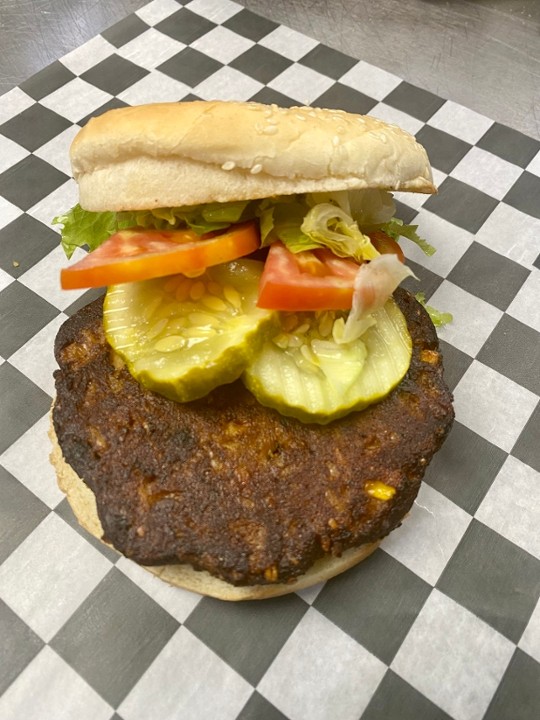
[368,231,405,264]
[61,222,259,289]
[257,243,360,311]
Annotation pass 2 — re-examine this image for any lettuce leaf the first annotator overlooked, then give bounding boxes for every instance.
[381,217,436,256]
[258,197,378,261]
[258,198,314,250]
[54,201,253,259]
[200,200,249,224]
[125,200,252,236]
[175,200,251,234]
[301,203,379,261]
[52,205,135,258]
[415,292,453,326]
[53,193,424,268]
[307,189,396,227]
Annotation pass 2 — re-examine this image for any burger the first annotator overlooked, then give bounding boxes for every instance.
[50,101,453,600]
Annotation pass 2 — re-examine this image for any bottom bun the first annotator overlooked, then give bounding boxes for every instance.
[49,417,380,601]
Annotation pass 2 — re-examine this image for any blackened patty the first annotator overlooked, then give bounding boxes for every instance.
[52,289,453,586]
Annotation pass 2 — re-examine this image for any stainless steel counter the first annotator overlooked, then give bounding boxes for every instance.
[0,0,539,139]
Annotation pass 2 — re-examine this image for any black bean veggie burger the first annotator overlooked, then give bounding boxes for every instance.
[50,101,453,600]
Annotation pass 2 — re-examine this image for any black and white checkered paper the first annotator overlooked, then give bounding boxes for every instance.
[1,1,539,718]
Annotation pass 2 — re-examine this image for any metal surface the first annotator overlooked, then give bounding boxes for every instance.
[0,0,539,138]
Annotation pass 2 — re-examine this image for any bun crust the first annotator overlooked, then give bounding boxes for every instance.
[49,416,379,601]
[71,101,435,210]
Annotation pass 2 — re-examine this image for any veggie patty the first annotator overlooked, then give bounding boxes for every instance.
[52,289,453,586]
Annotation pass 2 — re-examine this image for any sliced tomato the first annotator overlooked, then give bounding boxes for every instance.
[368,231,405,263]
[61,222,259,289]
[257,243,360,311]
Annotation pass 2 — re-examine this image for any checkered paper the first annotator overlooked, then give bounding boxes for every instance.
[1,0,539,718]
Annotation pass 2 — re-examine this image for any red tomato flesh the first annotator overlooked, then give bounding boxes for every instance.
[257,243,360,311]
[61,222,259,289]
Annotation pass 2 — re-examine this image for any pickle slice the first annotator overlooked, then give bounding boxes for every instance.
[104,259,276,402]
[243,299,412,424]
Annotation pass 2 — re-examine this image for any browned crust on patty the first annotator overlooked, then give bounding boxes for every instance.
[52,289,453,586]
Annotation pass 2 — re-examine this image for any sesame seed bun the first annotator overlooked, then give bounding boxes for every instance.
[70,101,435,211]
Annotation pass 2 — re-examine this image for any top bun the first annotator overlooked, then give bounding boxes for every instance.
[71,101,435,211]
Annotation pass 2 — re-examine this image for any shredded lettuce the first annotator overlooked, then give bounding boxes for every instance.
[301,203,379,261]
[415,292,453,327]
[122,200,253,236]
[334,255,416,344]
[381,217,436,256]
[53,191,430,270]
[349,188,396,225]
[257,196,378,261]
[258,198,313,249]
[181,200,251,234]
[53,201,253,259]
[307,189,396,227]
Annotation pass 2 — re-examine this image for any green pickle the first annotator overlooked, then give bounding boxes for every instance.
[104,259,276,402]
[243,299,412,424]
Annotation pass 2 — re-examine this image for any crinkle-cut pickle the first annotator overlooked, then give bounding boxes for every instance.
[243,299,412,424]
[104,259,276,402]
